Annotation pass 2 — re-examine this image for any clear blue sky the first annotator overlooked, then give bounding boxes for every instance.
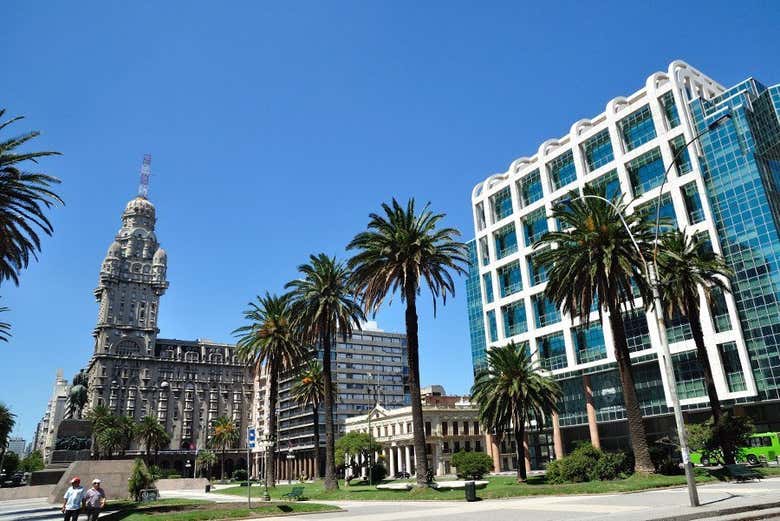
[2,1,779,442]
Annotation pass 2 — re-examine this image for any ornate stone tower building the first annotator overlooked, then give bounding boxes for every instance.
[93,196,168,357]
[84,190,252,475]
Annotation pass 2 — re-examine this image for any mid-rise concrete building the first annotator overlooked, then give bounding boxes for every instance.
[33,369,70,463]
[467,60,780,468]
[7,437,27,458]
[255,323,410,480]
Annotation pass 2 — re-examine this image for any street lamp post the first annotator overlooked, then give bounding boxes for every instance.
[572,112,730,508]
[260,436,273,502]
[366,373,379,486]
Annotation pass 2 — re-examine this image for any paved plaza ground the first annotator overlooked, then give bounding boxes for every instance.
[3,478,780,520]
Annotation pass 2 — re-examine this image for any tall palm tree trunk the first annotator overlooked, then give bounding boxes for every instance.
[404,285,429,486]
[321,321,338,491]
[265,360,279,488]
[686,296,722,423]
[607,298,654,473]
[312,404,321,479]
[512,409,527,482]
[221,447,226,480]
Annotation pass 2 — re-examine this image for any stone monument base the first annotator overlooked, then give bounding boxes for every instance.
[48,459,136,503]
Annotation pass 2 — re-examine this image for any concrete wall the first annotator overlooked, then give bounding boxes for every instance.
[155,478,209,490]
[0,484,55,501]
[48,460,136,504]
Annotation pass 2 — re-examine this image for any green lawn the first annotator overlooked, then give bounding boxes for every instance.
[100,498,339,520]
[218,467,780,501]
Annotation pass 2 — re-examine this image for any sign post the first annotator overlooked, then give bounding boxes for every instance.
[247,426,256,509]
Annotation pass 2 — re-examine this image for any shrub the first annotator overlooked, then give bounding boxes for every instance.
[232,469,248,481]
[370,462,387,483]
[128,458,155,501]
[451,450,494,480]
[592,451,630,480]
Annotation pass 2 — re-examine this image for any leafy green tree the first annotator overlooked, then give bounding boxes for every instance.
[135,416,171,466]
[291,360,327,480]
[687,412,754,465]
[117,415,135,456]
[234,292,305,487]
[657,230,732,426]
[128,458,154,501]
[536,187,656,473]
[286,254,365,491]
[348,198,467,486]
[0,109,62,287]
[209,415,239,480]
[0,403,16,472]
[2,451,19,474]
[96,425,123,460]
[196,449,216,479]
[86,405,112,459]
[20,450,43,472]
[471,342,561,482]
[334,432,380,484]
[451,450,493,480]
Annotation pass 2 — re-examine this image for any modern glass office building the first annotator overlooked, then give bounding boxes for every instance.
[466,60,780,470]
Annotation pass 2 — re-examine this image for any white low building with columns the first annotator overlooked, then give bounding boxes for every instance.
[344,388,487,477]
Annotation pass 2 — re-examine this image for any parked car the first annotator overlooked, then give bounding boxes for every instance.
[1,473,25,488]
[395,471,411,479]
[690,431,780,465]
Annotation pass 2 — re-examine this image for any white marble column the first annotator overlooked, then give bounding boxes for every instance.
[390,446,397,476]
[432,444,439,476]
[404,445,411,474]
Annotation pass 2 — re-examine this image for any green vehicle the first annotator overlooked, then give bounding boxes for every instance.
[690,432,780,465]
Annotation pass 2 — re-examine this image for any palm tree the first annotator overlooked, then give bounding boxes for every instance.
[535,187,656,473]
[196,449,217,479]
[96,426,123,460]
[0,302,10,342]
[209,415,239,480]
[657,231,732,423]
[286,253,365,491]
[0,403,16,473]
[117,415,135,456]
[0,109,62,286]
[234,293,306,487]
[472,342,560,482]
[291,360,326,479]
[348,198,467,486]
[86,405,112,459]
[135,416,171,465]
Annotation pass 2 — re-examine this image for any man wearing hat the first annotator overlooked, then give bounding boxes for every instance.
[84,478,107,520]
[62,477,85,520]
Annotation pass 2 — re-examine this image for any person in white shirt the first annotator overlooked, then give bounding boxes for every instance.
[62,477,85,521]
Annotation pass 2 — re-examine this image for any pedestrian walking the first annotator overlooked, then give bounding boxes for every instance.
[84,478,107,520]
[62,477,85,521]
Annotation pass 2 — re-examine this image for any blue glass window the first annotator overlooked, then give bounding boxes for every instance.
[482,272,494,304]
[661,91,680,129]
[502,300,527,338]
[517,170,543,208]
[533,293,560,328]
[638,193,676,233]
[672,351,706,400]
[466,240,487,375]
[682,182,705,224]
[667,309,693,344]
[493,223,518,259]
[523,207,548,247]
[574,322,607,364]
[583,130,614,171]
[497,260,522,297]
[528,249,548,286]
[475,202,486,231]
[490,187,513,223]
[619,105,657,151]
[538,332,567,370]
[670,134,693,174]
[710,287,732,333]
[478,236,490,266]
[548,150,577,191]
[589,170,621,201]
[719,341,747,392]
[487,310,498,343]
[627,148,665,196]
[623,308,651,353]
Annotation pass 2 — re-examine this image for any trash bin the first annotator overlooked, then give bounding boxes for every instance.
[464,480,477,502]
[205,484,211,493]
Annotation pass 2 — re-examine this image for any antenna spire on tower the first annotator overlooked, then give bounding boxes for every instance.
[138,154,152,198]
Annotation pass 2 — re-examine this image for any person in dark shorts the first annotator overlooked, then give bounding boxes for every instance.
[84,478,107,520]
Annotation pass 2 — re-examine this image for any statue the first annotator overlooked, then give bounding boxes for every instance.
[67,369,89,419]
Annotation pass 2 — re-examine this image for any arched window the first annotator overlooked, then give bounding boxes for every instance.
[210,353,223,364]
[116,339,140,356]
[185,352,199,363]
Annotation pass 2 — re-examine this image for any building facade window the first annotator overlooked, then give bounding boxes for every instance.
[623,308,651,353]
[497,260,522,297]
[573,322,607,364]
[490,187,513,223]
[583,129,614,171]
[517,170,543,208]
[589,170,621,201]
[670,134,693,174]
[523,207,548,247]
[548,150,577,191]
[493,223,518,259]
[719,341,747,392]
[487,310,498,343]
[661,91,680,128]
[533,294,560,328]
[538,332,567,371]
[619,105,657,151]
[627,148,665,196]
[528,249,548,286]
[501,300,527,338]
[682,182,705,224]
[482,272,494,304]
